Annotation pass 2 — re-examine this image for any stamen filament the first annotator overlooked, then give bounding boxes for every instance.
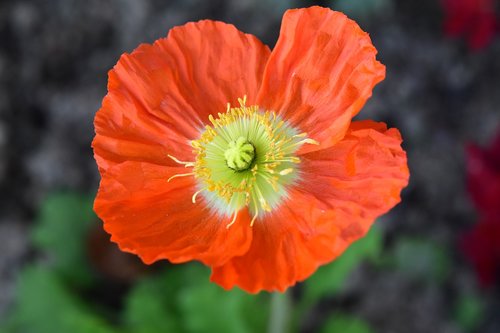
[250,212,258,227]
[173,96,316,224]
[279,168,294,176]
[192,189,203,203]
[168,154,196,167]
[302,138,320,145]
[226,210,238,229]
[167,172,195,182]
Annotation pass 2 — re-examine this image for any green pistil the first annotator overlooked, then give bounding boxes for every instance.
[186,97,319,220]
[224,136,255,171]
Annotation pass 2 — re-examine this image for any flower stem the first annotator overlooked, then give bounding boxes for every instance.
[268,291,291,333]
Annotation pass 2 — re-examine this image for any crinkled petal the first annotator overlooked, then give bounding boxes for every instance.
[211,120,408,293]
[94,161,253,266]
[211,189,343,293]
[300,120,409,230]
[257,6,385,153]
[93,20,271,171]
[93,20,270,266]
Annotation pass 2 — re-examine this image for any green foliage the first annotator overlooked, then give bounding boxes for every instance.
[8,266,118,333]
[12,191,449,333]
[124,266,187,333]
[453,293,485,333]
[303,226,383,305]
[31,192,96,286]
[124,263,269,333]
[391,238,451,284]
[320,313,374,333]
[178,272,269,333]
[9,189,271,333]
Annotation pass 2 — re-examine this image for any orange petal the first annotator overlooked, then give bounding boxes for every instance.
[211,189,343,293]
[94,161,253,266]
[257,6,385,153]
[299,120,409,232]
[211,120,408,293]
[93,20,271,171]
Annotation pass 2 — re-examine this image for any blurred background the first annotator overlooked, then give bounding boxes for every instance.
[1,0,500,332]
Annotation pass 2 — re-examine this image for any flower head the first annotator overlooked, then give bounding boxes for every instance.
[442,0,498,50]
[462,131,500,287]
[461,215,500,287]
[93,6,409,293]
[466,132,500,214]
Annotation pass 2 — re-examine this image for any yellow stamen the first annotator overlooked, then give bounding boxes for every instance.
[167,172,195,182]
[292,133,320,146]
[167,95,317,227]
[250,213,258,227]
[279,168,294,176]
[167,154,195,167]
[302,138,320,145]
[192,189,203,203]
[226,210,238,229]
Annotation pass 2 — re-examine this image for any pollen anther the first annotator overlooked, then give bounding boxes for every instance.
[167,96,318,226]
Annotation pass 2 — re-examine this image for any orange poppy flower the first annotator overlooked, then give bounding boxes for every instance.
[93,6,409,293]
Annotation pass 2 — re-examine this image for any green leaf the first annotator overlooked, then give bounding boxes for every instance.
[392,238,451,284]
[9,265,118,333]
[177,265,269,333]
[31,192,96,285]
[320,313,374,333]
[124,267,187,333]
[453,293,485,332]
[125,263,269,333]
[0,322,15,333]
[303,226,383,305]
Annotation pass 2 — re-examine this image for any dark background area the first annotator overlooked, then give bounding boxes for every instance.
[1,0,499,332]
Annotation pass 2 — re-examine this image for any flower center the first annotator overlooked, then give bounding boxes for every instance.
[224,137,256,171]
[168,96,318,228]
